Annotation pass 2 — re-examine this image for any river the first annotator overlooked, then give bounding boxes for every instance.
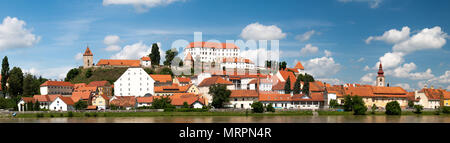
[1,115,450,123]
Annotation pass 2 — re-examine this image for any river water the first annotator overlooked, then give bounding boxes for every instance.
[2,115,450,123]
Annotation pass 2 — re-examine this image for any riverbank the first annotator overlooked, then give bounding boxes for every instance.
[6,110,450,118]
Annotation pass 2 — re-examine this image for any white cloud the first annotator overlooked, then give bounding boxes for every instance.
[75,53,83,61]
[324,50,332,57]
[111,42,165,61]
[338,0,383,9]
[241,48,279,67]
[240,22,286,40]
[363,65,370,71]
[300,44,319,55]
[104,35,121,51]
[360,73,376,85]
[392,26,447,54]
[25,66,75,80]
[303,56,341,77]
[357,57,365,62]
[296,30,316,42]
[447,85,450,90]
[392,62,434,80]
[317,78,344,85]
[394,83,412,91]
[103,0,184,13]
[0,16,40,51]
[429,70,450,84]
[366,26,410,44]
[375,52,404,69]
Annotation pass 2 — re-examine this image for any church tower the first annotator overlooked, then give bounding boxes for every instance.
[376,62,385,87]
[83,46,94,69]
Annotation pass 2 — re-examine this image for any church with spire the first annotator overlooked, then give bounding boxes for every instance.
[376,61,385,87]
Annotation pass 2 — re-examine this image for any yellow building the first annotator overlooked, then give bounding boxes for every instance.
[332,86,409,109]
[91,94,110,110]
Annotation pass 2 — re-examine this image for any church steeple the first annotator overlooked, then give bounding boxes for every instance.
[376,61,385,87]
[83,46,94,68]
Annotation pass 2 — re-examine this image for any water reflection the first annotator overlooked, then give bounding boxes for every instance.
[1,116,450,123]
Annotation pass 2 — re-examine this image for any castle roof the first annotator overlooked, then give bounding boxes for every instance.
[83,47,93,56]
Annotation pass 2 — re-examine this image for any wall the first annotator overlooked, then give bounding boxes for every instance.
[114,68,155,97]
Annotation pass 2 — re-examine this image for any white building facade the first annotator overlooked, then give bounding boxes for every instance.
[114,68,155,97]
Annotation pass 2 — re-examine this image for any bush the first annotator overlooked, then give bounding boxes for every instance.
[50,114,54,118]
[68,111,74,117]
[59,113,64,117]
[413,105,424,114]
[371,104,377,114]
[84,112,91,117]
[36,113,44,118]
[442,107,450,114]
[408,101,414,108]
[266,103,275,112]
[343,95,353,112]
[91,112,98,117]
[352,96,367,115]
[251,102,264,113]
[385,101,401,115]
[329,99,339,109]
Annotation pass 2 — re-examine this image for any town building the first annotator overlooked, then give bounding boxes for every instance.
[88,81,113,97]
[109,96,137,110]
[184,42,241,63]
[376,62,385,87]
[287,61,305,76]
[227,90,258,109]
[114,68,155,97]
[136,97,154,108]
[49,96,75,111]
[173,77,191,86]
[198,76,234,105]
[140,56,152,67]
[414,87,445,109]
[17,94,62,111]
[170,93,205,108]
[150,74,173,87]
[259,93,325,109]
[90,94,110,110]
[40,81,74,95]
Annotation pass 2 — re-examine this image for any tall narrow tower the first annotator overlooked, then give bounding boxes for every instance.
[83,46,94,69]
[376,62,385,87]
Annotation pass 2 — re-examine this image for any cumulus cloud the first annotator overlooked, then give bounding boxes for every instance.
[392,62,434,80]
[296,30,316,42]
[429,70,450,84]
[392,26,447,54]
[0,16,40,51]
[300,44,319,56]
[375,52,404,69]
[394,83,412,91]
[240,22,286,40]
[111,42,165,61]
[75,53,83,61]
[366,26,410,44]
[360,73,376,85]
[103,0,184,13]
[104,35,121,51]
[303,56,341,77]
[338,0,382,8]
[324,50,332,57]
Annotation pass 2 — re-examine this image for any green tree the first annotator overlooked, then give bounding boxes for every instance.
[413,105,424,114]
[182,102,190,108]
[266,103,275,112]
[302,82,310,95]
[293,75,301,94]
[407,101,414,108]
[251,102,264,113]
[352,96,367,115]
[442,106,450,114]
[278,61,287,70]
[209,84,231,108]
[385,101,401,115]
[371,104,377,114]
[22,73,36,97]
[8,67,24,98]
[329,99,339,109]
[85,69,93,78]
[74,100,88,110]
[284,76,291,94]
[164,48,178,66]
[159,67,173,76]
[34,101,41,111]
[343,95,353,111]
[149,43,161,66]
[65,68,80,81]
[152,96,174,109]
[1,56,9,98]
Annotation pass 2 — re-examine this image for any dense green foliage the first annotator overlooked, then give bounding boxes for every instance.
[414,105,424,114]
[251,102,264,113]
[74,100,88,110]
[0,97,16,109]
[65,68,80,81]
[85,69,93,78]
[293,75,301,94]
[279,61,287,70]
[284,76,291,94]
[343,95,353,111]
[351,96,367,115]
[149,43,161,66]
[1,56,9,98]
[298,73,315,95]
[22,74,47,97]
[371,104,377,114]
[442,106,450,114]
[164,48,178,66]
[152,96,174,109]
[408,101,414,108]
[266,103,275,112]
[329,99,339,109]
[210,84,231,108]
[182,102,190,108]
[8,67,24,98]
[385,101,401,115]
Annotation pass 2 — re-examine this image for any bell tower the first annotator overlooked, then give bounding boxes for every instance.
[83,46,94,69]
[376,61,385,87]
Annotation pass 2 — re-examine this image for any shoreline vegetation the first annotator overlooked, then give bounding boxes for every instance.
[5,110,450,118]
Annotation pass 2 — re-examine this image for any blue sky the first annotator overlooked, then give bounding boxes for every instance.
[0,0,449,91]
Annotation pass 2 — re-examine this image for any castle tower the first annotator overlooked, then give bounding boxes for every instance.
[83,46,94,69]
[184,52,194,68]
[376,62,385,87]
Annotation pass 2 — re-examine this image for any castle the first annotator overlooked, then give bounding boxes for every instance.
[82,46,151,69]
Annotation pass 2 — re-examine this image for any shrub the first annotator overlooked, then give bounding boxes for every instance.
[91,112,98,117]
[36,113,44,118]
[68,111,74,117]
[59,113,64,117]
[266,103,275,112]
[84,112,91,117]
[385,101,401,115]
[413,105,424,114]
[50,114,54,118]
[408,101,414,108]
[182,102,190,108]
[329,99,339,109]
[251,102,264,113]
[442,107,450,114]
[343,95,353,112]
[371,104,377,114]
[352,96,367,115]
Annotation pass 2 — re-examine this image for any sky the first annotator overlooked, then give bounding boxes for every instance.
[0,0,449,91]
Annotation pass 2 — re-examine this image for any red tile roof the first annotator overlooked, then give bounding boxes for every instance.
[272,81,295,91]
[88,81,110,87]
[40,81,74,87]
[59,97,75,105]
[343,86,408,98]
[73,86,97,93]
[310,81,325,92]
[170,93,206,106]
[83,47,93,56]
[176,77,191,83]
[21,97,35,103]
[420,88,445,100]
[71,92,91,102]
[294,61,304,70]
[186,42,239,49]
[33,94,62,102]
[230,90,259,98]
[110,96,136,107]
[258,93,324,102]
[87,105,97,110]
[278,70,296,83]
[141,56,151,61]
[150,74,172,83]
[96,59,141,67]
[198,76,233,87]
[184,52,193,61]
[136,97,154,103]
